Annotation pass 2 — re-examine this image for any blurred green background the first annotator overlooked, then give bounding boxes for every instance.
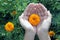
[0,0,60,40]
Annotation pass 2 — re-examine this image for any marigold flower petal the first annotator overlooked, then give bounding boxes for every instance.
[28,14,40,26]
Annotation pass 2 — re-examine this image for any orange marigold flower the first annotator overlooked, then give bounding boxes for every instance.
[28,14,40,26]
[12,11,16,15]
[48,31,55,37]
[5,22,14,32]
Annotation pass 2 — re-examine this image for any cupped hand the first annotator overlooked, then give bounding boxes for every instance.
[36,3,52,40]
[19,13,36,33]
[19,3,37,40]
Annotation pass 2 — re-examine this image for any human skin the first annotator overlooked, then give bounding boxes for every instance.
[19,3,52,40]
[19,13,36,40]
[37,11,52,40]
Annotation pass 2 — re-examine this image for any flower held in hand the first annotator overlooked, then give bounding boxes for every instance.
[29,14,40,26]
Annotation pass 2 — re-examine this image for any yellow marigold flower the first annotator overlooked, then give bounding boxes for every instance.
[12,11,16,15]
[48,31,55,37]
[28,14,40,26]
[5,22,14,32]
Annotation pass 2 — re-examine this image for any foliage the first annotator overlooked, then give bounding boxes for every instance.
[0,0,60,40]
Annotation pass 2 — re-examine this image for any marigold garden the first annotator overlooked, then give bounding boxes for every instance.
[0,0,60,40]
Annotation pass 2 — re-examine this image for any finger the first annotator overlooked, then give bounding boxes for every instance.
[44,11,52,22]
[24,3,35,16]
[19,13,27,29]
[19,13,24,19]
[23,3,36,20]
[38,3,48,18]
[36,4,44,16]
[36,22,42,31]
[43,10,52,20]
[27,3,38,15]
[19,16,34,31]
[19,13,35,30]
[36,3,47,21]
[19,15,26,28]
[19,13,27,20]
[24,20,34,31]
[38,3,47,12]
[42,11,48,20]
[47,11,52,18]
[37,11,52,31]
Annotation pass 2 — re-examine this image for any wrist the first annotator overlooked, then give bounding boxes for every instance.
[24,31,36,40]
[37,31,51,40]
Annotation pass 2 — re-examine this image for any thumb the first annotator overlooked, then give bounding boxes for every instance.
[45,11,52,22]
[19,14,34,31]
[39,11,52,31]
[19,13,26,28]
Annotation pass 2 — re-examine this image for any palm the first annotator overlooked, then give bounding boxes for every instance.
[22,3,38,32]
[35,3,48,29]
[35,3,52,40]
[19,14,36,32]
